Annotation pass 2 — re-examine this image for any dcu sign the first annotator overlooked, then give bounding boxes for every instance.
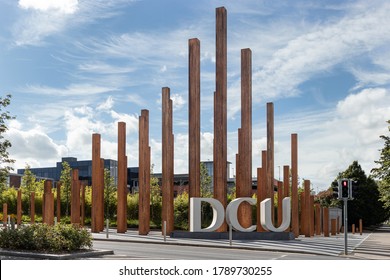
[190,197,291,233]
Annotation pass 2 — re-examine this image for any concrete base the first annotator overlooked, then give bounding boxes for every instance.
[170,231,295,240]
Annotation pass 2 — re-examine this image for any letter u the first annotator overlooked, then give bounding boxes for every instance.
[260,197,291,232]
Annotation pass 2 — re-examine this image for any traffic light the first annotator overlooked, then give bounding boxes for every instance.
[339,179,350,199]
[350,180,358,199]
[331,181,340,199]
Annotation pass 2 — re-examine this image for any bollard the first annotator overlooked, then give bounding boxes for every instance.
[106,219,109,239]
[229,223,233,246]
[331,219,336,235]
[352,224,355,234]
[163,221,167,242]
[359,219,363,235]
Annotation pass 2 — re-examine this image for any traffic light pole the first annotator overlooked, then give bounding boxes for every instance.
[343,198,348,255]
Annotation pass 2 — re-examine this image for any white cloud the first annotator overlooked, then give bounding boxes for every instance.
[18,0,79,14]
[97,96,114,111]
[21,83,118,96]
[171,93,186,111]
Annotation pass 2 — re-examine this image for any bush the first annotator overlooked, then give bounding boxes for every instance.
[0,223,92,253]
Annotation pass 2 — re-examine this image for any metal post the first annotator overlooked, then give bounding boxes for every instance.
[344,199,348,255]
[106,219,109,239]
[54,217,57,226]
[229,223,233,246]
[163,221,167,242]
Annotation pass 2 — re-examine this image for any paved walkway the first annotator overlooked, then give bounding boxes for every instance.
[91,226,390,258]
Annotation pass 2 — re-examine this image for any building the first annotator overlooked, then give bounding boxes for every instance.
[17,157,118,187]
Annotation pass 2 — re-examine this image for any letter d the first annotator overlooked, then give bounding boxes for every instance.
[190,198,224,232]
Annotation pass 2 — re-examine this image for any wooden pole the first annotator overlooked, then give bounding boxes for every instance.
[315,203,321,235]
[214,7,227,232]
[3,203,7,226]
[91,133,103,233]
[266,103,274,223]
[277,181,283,227]
[291,133,299,237]
[331,219,337,235]
[359,219,363,235]
[310,194,315,237]
[283,165,290,232]
[188,38,201,200]
[71,169,81,225]
[323,207,330,237]
[117,121,127,233]
[81,182,86,227]
[139,109,150,235]
[162,88,174,235]
[56,182,61,223]
[237,48,252,228]
[43,180,54,226]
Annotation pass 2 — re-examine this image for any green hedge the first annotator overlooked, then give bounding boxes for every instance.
[0,224,92,253]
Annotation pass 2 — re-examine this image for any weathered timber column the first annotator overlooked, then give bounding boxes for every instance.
[291,133,299,237]
[162,88,174,235]
[139,109,150,235]
[304,180,311,237]
[331,219,337,235]
[30,192,35,224]
[81,182,86,227]
[117,121,127,233]
[337,216,340,234]
[43,180,54,226]
[92,133,103,232]
[283,165,290,232]
[277,181,283,227]
[17,189,22,226]
[323,207,330,237]
[214,7,227,232]
[56,182,61,223]
[300,191,305,235]
[310,194,315,237]
[237,48,252,228]
[71,169,81,225]
[315,203,321,235]
[189,38,200,200]
[257,150,267,232]
[266,103,274,222]
[3,203,7,226]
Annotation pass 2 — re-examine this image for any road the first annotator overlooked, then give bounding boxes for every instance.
[92,240,344,260]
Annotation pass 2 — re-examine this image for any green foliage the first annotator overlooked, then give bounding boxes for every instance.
[174,191,188,230]
[0,94,15,187]
[200,162,212,197]
[60,161,72,216]
[0,223,92,253]
[336,161,389,227]
[104,168,116,220]
[150,168,162,227]
[371,120,390,210]
[127,193,139,221]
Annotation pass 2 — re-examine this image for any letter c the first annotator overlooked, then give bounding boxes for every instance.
[226,198,257,232]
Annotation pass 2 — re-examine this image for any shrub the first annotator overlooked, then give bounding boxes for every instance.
[0,223,92,253]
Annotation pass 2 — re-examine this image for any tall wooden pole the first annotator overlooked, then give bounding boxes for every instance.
[189,38,201,200]
[214,6,227,232]
[117,121,127,233]
[92,133,103,233]
[162,88,174,235]
[237,48,252,228]
[43,180,54,226]
[291,133,299,237]
[71,169,80,225]
[139,109,150,235]
[304,180,311,237]
[266,103,274,222]
[56,182,61,223]
[257,150,267,232]
[17,189,22,226]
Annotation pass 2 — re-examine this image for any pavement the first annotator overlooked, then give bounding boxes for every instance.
[91,225,390,259]
[1,225,389,259]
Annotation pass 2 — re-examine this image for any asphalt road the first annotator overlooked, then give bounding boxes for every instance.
[92,240,344,260]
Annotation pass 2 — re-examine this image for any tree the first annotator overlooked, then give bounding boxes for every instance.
[0,94,15,187]
[150,164,162,226]
[335,161,388,228]
[103,168,116,220]
[60,161,72,216]
[20,164,42,215]
[371,120,390,210]
[200,162,212,197]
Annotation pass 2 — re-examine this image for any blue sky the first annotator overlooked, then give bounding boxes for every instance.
[1,0,390,192]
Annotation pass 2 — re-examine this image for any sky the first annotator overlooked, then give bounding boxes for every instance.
[1,0,390,192]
